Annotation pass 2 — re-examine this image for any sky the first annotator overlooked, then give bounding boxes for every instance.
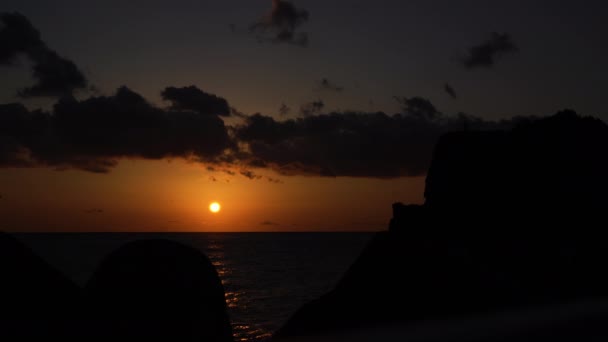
[1,0,607,231]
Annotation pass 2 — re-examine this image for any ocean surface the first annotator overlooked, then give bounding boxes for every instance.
[14,233,374,341]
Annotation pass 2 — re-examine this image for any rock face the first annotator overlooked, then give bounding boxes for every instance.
[0,233,81,340]
[275,111,608,339]
[425,110,608,220]
[0,235,233,341]
[85,239,233,342]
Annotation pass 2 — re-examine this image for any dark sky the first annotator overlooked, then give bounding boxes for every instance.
[2,0,607,118]
[1,0,607,231]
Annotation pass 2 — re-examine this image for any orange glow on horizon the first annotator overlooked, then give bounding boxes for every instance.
[0,159,425,232]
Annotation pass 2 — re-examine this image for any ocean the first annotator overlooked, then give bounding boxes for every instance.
[14,233,374,341]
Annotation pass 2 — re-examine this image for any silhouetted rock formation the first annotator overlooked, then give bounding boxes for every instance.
[0,235,234,341]
[85,239,233,342]
[425,110,608,222]
[276,111,608,339]
[0,233,81,340]
[0,233,232,342]
[389,202,426,232]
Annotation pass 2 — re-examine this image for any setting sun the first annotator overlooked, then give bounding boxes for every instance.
[209,202,221,213]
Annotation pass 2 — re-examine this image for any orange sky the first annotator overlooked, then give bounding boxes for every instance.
[0,160,425,232]
[8,2,606,232]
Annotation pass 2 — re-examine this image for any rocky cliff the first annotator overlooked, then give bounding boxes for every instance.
[275,111,608,339]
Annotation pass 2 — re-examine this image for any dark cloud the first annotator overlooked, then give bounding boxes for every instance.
[267,177,283,184]
[236,101,527,178]
[53,87,232,161]
[260,221,279,226]
[300,100,324,117]
[0,102,51,168]
[0,84,536,179]
[462,32,518,69]
[247,158,268,168]
[318,78,344,92]
[230,107,248,119]
[0,12,87,97]
[0,86,233,172]
[444,83,457,99]
[394,96,441,120]
[250,0,310,47]
[240,169,262,180]
[161,86,230,117]
[279,103,290,116]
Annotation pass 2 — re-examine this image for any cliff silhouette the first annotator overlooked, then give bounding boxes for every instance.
[424,110,608,222]
[275,110,608,339]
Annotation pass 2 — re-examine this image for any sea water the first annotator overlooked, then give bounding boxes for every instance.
[15,232,373,341]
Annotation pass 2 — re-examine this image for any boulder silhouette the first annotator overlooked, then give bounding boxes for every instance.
[275,111,608,339]
[0,232,81,340]
[84,239,233,342]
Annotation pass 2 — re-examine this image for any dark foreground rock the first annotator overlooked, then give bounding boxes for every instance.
[0,235,233,341]
[275,111,608,340]
[0,233,81,340]
[277,299,608,342]
[85,239,233,342]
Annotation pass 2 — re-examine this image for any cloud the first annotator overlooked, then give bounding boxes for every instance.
[444,83,457,99]
[318,78,344,92]
[0,86,233,172]
[394,96,441,120]
[2,12,533,180]
[300,100,324,117]
[230,107,248,119]
[0,84,535,179]
[260,221,279,226]
[462,32,518,69]
[240,169,262,180]
[279,103,290,116]
[235,102,527,178]
[250,0,310,47]
[161,86,230,116]
[0,12,87,97]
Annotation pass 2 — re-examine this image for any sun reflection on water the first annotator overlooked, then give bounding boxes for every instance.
[205,239,272,342]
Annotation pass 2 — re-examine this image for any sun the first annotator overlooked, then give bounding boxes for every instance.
[209,202,221,213]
